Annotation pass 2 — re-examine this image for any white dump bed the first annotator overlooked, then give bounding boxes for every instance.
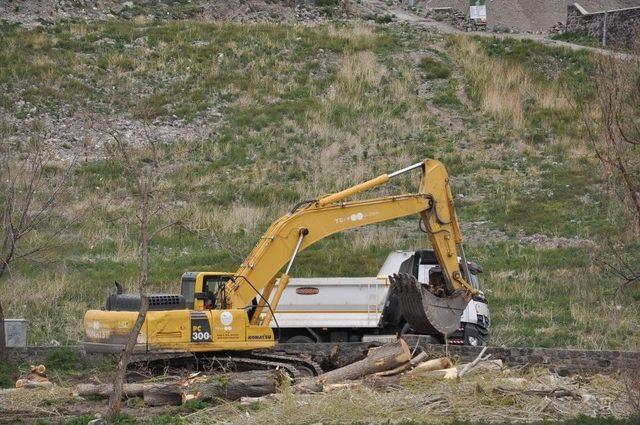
[271,251,414,328]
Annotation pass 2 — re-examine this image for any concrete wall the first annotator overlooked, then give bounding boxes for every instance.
[566,2,640,48]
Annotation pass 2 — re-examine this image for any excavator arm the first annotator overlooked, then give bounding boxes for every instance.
[224,159,477,334]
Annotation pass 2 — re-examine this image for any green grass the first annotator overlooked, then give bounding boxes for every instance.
[551,32,601,48]
[0,20,637,352]
[418,56,452,80]
[44,348,87,372]
[0,361,16,388]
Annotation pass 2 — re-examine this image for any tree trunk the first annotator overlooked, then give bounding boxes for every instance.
[296,338,411,392]
[144,385,184,406]
[77,382,160,398]
[375,351,428,377]
[188,370,285,401]
[0,261,9,362]
[106,204,151,419]
[405,357,453,376]
[78,370,284,404]
[106,297,148,417]
[0,300,6,362]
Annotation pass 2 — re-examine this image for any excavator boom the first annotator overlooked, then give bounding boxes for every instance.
[227,159,476,334]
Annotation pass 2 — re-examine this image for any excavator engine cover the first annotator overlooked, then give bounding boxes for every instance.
[390,273,468,335]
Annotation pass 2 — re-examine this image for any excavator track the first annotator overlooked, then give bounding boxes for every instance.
[127,350,322,383]
[198,355,304,381]
[249,351,323,377]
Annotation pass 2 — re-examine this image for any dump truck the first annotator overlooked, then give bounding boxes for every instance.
[273,249,489,346]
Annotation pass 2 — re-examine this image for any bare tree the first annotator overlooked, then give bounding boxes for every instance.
[582,53,640,230]
[104,128,180,419]
[578,51,640,294]
[0,133,74,360]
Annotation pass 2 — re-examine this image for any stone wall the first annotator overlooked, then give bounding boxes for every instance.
[566,2,640,48]
[7,341,640,377]
[405,338,640,376]
[280,338,640,376]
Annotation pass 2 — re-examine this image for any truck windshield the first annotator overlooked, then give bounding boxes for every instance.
[469,273,482,291]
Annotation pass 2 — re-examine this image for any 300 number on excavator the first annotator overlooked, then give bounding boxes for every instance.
[84,159,483,358]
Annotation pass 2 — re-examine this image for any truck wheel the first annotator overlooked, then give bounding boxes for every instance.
[463,323,488,346]
[286,335,315,344]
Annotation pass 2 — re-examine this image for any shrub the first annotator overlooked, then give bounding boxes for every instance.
[418,56,451,80]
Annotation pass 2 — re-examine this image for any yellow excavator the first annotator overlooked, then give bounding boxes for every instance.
[84,159,478,360]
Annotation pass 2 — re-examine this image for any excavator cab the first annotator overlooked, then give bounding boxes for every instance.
[180,272,230,310]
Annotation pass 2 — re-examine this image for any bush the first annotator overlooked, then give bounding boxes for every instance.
[0,361,15,388]
[419,56,452,80]
[45,348,86,372]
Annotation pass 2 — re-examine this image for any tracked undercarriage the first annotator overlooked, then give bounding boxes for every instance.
[127,350,324,382]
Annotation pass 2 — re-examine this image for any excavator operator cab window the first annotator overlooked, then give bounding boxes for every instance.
[203,276,228,309]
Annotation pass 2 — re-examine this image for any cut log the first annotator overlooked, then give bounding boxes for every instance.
[15,379,53,389]
[419,366,459,379]
[75,382,164,398]
[375,351,428,377]
[74,369,283,404]
[144,385,184,406]
[188,370,285,401]
[405,357,453,376]
[296,338,411,392]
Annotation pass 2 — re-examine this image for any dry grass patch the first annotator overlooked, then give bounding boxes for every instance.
[188,368,631,425]
[453,36,569,130]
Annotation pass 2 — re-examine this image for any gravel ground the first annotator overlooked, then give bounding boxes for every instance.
[0,0,326,28]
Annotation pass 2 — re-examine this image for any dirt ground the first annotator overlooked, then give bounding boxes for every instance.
[3,0,639,34]
[0,365,636,424]
[0,0,326,28]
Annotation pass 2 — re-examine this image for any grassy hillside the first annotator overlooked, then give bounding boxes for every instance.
[0,19,638,349]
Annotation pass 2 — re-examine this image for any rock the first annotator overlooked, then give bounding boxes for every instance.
[492,24,511,33]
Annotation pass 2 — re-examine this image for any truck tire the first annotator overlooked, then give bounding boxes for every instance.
[286,335,315,344]
[463,323,488,346]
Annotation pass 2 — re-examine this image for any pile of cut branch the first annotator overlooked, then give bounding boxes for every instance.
[7,339,501,408]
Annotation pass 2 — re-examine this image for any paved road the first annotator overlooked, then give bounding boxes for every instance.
[363,0,634,59]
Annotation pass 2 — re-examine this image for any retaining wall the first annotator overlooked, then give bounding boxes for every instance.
[566,2,640,48]
[7,341,640,376]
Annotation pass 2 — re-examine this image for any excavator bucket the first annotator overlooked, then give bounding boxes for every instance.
[390,273,469,335]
